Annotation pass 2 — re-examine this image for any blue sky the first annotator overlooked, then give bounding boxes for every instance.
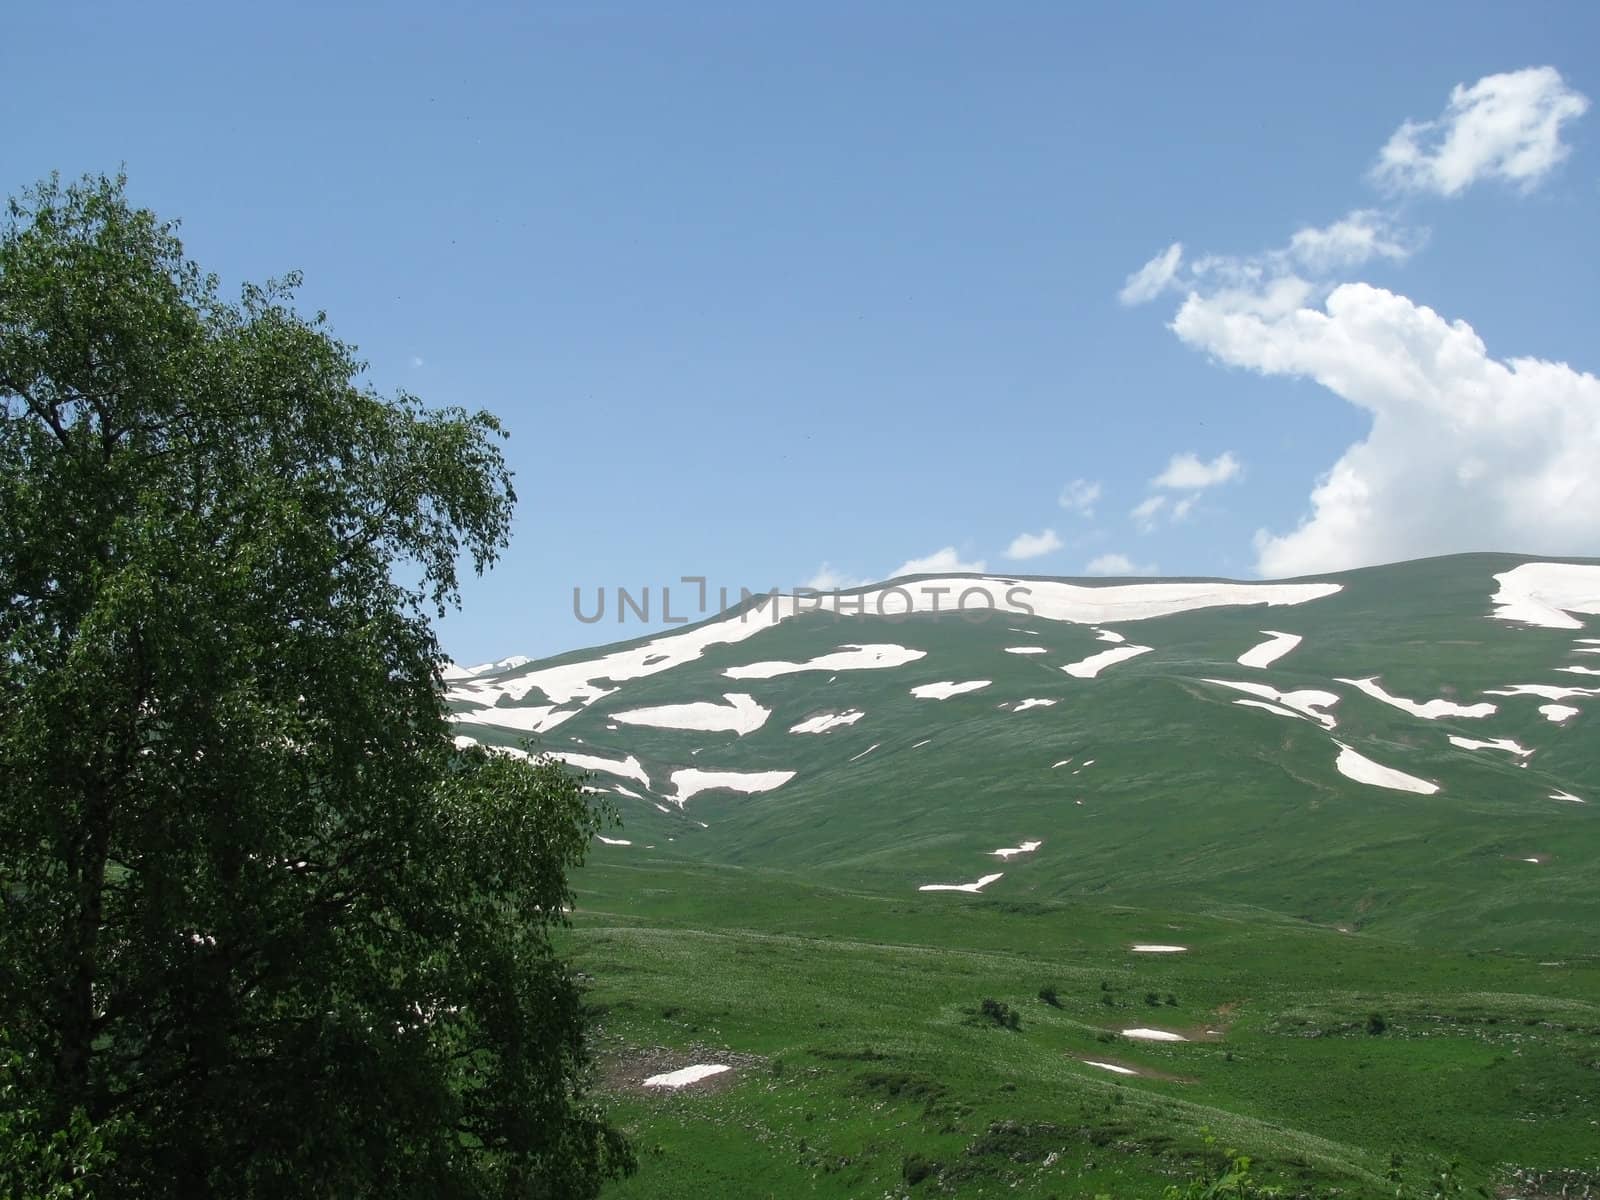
[6,3,1599,663]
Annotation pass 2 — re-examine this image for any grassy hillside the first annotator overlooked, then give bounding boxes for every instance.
[453,553,1600,1197]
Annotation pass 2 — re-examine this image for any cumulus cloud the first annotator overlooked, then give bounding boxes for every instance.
[893,547,987,577]
[1285,210,1417,274]
[1084,553,1158,577]
[1004,529,1064,560]
[1374,67,1590,196]
[1172,281,1600,576]
[1119,243,1183,306]
[1152,451,1242,490]
[1058,478,1103,515]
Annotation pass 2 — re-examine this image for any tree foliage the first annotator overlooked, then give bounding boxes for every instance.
[0,173,633,1197]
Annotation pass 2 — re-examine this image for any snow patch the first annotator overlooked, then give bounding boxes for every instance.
[1012,698,1058,712]
[643,1064,730,1089]
[1205,679,1340,728]
[1082,1060,1139,1075]
[1338,676,1495,720]
[1121,1029,1187,1042]
[1063,645,1153,678]
[1005,646,1048,655]
[726,644,925,680]
[1131,944,1187,953]
[668,768,795,807]
[910,680,991,700]
[1094,628,1126,643]
[612,692,769,735]
[1489,563,1600,629]
[1334,742,1438,795]
[1540,704,1580,724]
[992,840,1042,860]
[595,835,632,846]
[547,751,651,789]
[789,710,865,734]
[848,743,880,763]
[1448,735,1533,758]
[919,873,1004,893]
[1237,630,1303,669]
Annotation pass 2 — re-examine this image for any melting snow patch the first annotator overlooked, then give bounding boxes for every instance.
[1094,628,1127,643]
[1333,742,1438,795]
[1204,680,1340,729]
[1551,790,1585,804]
[451,703,579,735]
[643,1065,730,1089]
[1121,1029,1187,1042]
[1234,698,1305,721]
[911,680,992,700]
[848,743,880,763]
[612,692,769,735]
[912,738,932,749]
[1448,736,1533,758]
[595,835,632,846]
[1237,630,1303,669]
[1005,646,1048,655]
[1338,677,1495,720]
[1007,627,1041,636]
[1064,645,1153,678]
[1012,698,1058,712]
[668,768,795,807]
[1051,758,1073,769]
[726,644,926,680]
[919,873,1004,893]
[1542,704,1579,724]
[1131,944,1187,953]
[1082,1060,1139,1075]
[1557,665,1600,676]
[790,709,865,734]
[1489,563,1600,629]
[992,840,1042,859]
[1488,683,1600,700]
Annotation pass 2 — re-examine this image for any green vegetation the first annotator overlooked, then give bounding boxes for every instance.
[0,174,630,1197]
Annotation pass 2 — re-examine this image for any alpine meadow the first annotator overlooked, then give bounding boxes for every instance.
[5,7,1600,1199]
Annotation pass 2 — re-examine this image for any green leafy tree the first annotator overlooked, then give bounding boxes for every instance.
[0,173,633,1197]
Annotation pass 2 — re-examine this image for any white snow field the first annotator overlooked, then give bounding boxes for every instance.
[1558,666,1600,676]
[1337,677,1495,720]
[449,702,578,735]
[910,680,992,699]
[1063,645,1153,678]
[919,873,1004,893]
[1237,630,1302,669]
[1094,628,1126,643]
[1540,704,1581,724]
[1487,683,1600,701]
[1448,736,1533,758]
[1011,698,1058,712]
[725,644,926,680]
[1130,944,1187,953]
[611,692,769,735]
[789,710,865,734]
[450,578,1338,710]
[991,840,1042,860]
[643,1065,730,1089]
[1489,562,1600,629]
[1004,646,1048,655]
[1122,1029,1187,1042]
[668,768,796,807]
[1333,742,1439,795]
[1204,679,1340,728]
[1082,1061,1139,1075]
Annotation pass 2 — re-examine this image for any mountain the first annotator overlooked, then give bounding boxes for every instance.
[449,553,1599,953]
[449,553,1600,1198]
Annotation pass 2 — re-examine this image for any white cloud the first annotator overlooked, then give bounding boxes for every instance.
[1171,494,1199,522]
[804,563,865,591]
[1084,553,1159,577]
[410,355,425,368]
[1130,495,1168,533]
[1119,242,1183,306]
[1171,281,1600,577]
[1285,210,1416,274]
[1004,529,1064,560]
[893,547,987,577]
[1152,451,1242,490]
[1374,67,1590,196]
[1058,478,1103,515]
